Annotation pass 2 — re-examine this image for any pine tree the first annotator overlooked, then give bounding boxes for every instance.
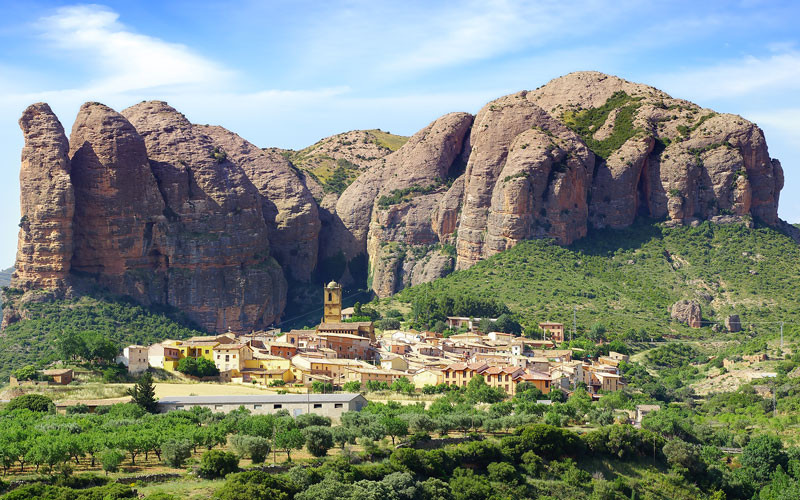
[127,372,158,413]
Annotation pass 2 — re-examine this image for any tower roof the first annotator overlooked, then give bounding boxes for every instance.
[326,281,341,288]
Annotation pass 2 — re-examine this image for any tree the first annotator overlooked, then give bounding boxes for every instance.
[13,365,38,381]
[465,375,504,404]
[381,416,409,445]
[274,426,305,462]
[342,381,362,393]
[127,372,158,413]
[7,394,54,413]
[100,449,124,476]
[331,426,356,449]
[304,426,334,457]
[741,434,788,484]
[162,439,193,468]
[391,377,415,394]
[199,450,239,479]
[177,357,219,377]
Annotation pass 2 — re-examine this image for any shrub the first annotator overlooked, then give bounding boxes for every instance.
[7,394,54,413]
[214,470,299,500]
[304,426,334,457]
[199,450,239,479]
[162,439,193,468]
[228,435,271,464]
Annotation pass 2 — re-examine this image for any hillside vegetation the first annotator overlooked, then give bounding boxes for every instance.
[286,129,408,194]
[395,219,800,340]
[0,294,202,380]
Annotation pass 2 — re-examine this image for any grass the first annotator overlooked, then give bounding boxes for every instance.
[366,129,409,151]
[286,129,408,195]
[393,218,800,339]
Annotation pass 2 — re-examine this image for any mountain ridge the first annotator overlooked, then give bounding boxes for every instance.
[3,72,791,333]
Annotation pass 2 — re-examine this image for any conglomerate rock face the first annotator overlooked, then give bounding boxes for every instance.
[121,101,286,332]
[198,125,320,282]
[69,102,166,300]
[13,103,75,291]
[7,72,790,321]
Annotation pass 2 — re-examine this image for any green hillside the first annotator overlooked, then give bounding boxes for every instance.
[394,219,800,340]
[0,293,203,381]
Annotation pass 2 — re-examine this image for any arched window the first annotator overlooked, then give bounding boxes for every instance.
[328,292,332,301]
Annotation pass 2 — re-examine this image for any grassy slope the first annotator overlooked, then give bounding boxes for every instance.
[288,129,408,193]
[395,219,800,338]
[0,294,203,380]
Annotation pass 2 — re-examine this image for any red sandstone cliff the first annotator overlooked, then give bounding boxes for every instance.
[5,72,790,324]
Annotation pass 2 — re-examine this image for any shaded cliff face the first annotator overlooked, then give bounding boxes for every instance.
[121,101,286,332]
[69,102,166,301]
[13,103,75,292]
[198,125,320,282]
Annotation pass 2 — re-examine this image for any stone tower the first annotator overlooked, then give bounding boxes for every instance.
[323,281,342,323]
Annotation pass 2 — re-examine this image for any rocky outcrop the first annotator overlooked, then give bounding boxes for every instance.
[12,103,74,291]
[725,314,741,333]
[671,300,702,328]
[69,102,166,301]
[198,125,320,282]
[365,112,473,296]
[121,101,286,332]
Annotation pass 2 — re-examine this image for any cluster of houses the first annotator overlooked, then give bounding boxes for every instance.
[113,281,627,397]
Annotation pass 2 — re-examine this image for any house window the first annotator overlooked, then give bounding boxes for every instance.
[176,405,184,410]
[205,350,209,354]
[254,404,262,409]
[445,372,449,378]
[334,403,343,408]
[225,355,230,362]
[313,403,322,409]
[215,405,222,409]
[274,404,282,409]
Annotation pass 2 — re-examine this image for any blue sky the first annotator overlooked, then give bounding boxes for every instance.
[0,0,798,266]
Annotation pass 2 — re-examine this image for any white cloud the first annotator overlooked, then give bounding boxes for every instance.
[36,4,233,94]
[652,50,800,101]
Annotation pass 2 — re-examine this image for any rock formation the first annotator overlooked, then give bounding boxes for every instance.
[198,125,320,282]
[13,103,74,291]
[671,300,702,328]
[69,102,166,301]
[725,314,741,333]
[121,101,286,332]
[6,72,793,326]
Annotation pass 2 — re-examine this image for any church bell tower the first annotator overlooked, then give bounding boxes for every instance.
[323,281,342,323]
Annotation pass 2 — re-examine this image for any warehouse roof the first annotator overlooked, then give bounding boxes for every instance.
[157,393,366,405]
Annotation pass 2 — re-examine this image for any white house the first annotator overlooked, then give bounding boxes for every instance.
[118,345,150,374]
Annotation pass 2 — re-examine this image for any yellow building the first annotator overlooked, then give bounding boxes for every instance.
[344,366,406,385]
[162,340,219,371]
[323,281,342,323]
[412,369,443,388]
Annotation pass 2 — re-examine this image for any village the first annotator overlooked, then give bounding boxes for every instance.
[104,282,626,402]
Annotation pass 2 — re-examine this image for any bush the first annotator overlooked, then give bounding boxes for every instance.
[7,393,54,413]
[162,439,193,468]
[214,470,299,500]
[199,450,239,479]
[228,435,271,464]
